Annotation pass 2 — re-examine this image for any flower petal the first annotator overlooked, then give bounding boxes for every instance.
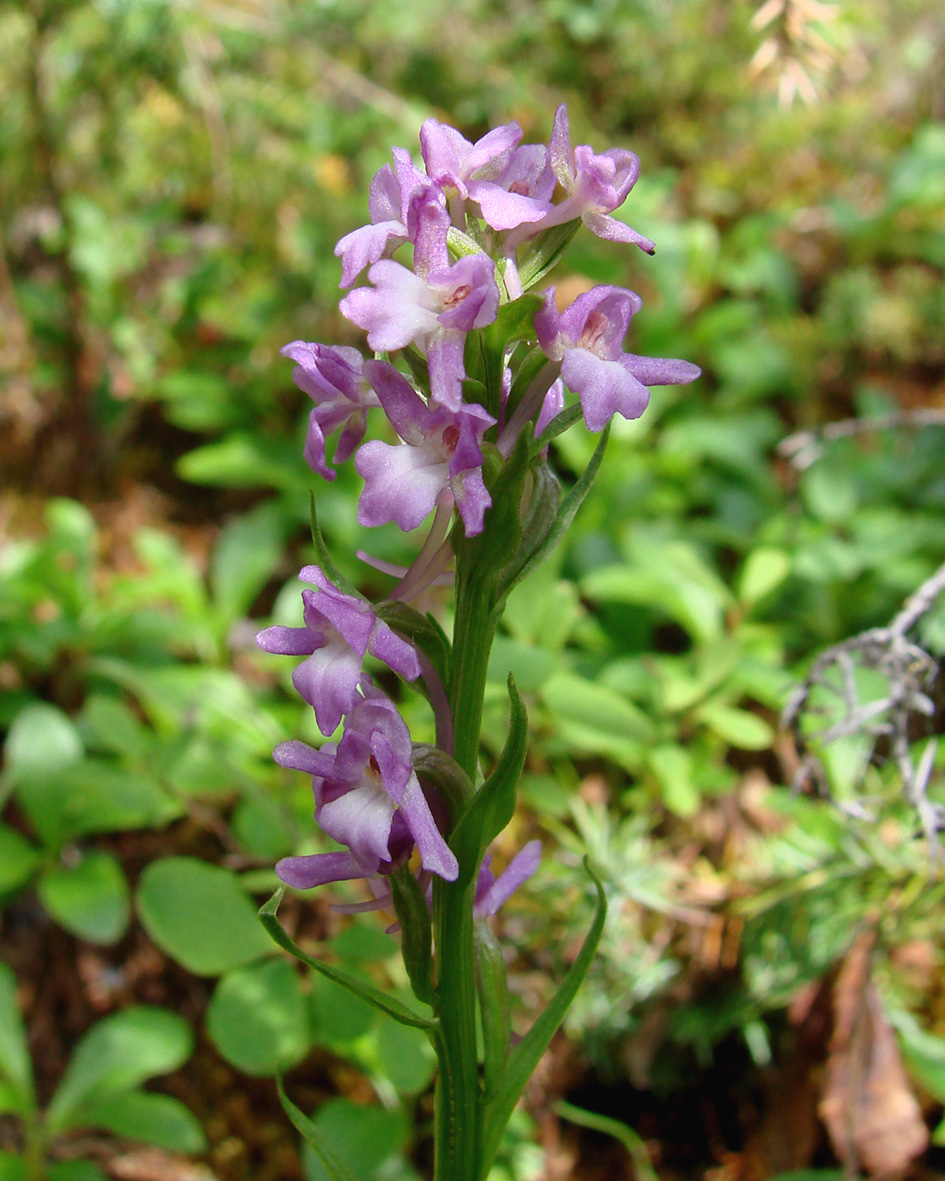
[276,850,370,890]
[562,348,650,432]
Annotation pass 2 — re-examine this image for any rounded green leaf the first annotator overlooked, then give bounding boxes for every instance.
[3,703,83,789]
[308,973,376,1048]
[0,1153,28,1181]
[80,1090,205,1153]
[136,857,273,976]
[331,922,397,965]
[207,959,309,1076]
[232,795,295,861]
[47,1007,192,1134]
[699,704,774,750]
[38,852,130,945]
[374,1018,436,1094]
[48,1162,110,1181]
[301,1098,410,1181]
[648,745,700,818]
[0,826,42,898]
[737,547,791,607]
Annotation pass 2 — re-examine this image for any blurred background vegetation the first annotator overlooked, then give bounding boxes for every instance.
[2,0,945,1178]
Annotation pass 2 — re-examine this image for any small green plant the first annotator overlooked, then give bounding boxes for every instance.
[0,964,202,1180]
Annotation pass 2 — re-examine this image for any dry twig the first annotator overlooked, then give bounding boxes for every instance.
[783,562,945,848]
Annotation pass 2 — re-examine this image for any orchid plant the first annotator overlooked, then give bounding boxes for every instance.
[258,106,700,1181]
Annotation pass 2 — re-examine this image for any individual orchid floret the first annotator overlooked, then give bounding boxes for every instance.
[419,118,520,215]
[355,360,494,536]
[474,142,557,232]
[420,118,554,233]
[334,148,443,288]
[339,191,499,410]
[280,342,379,480]
[536,286,701,432]
[474,841,542,918]
[256,565,421,736]
[511,104,655,255]
[274,681,459,890]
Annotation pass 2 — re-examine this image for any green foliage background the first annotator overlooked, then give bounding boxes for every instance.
[2,0,945,1178]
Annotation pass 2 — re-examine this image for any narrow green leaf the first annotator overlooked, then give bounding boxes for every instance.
[555,1100,657,1181]
[259,889,435,1032]
[449,677,527,886]
[495,462,561,603]
[454,433,530,584]
[309,493,358,597]
[410,745,474,828]
[480,296,544,400]
[486,294,544,345]
[390,868,436,1006]
[481,859,607,1174]
[0,965,34,1112]
[401,346,431,392]
[276,1075,361,1181]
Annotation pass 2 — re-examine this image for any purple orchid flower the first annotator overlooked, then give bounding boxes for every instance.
[274,681,459,890]
[280,341,380,480]
[474,841,542,918]
[334,148,443,288]
[339,189,499,410]
[536,286,701,432]
[508,104,655,256]
[355,360,494,536]
[420,118,554,234]
[256,565,421,736]
[419,118,520,215]
[474,143,557,233]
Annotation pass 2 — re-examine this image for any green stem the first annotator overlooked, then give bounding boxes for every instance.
[433,556,499,1181]
[448,562,497,777]
[432,876,481,1181]
[23,1108,44,1181]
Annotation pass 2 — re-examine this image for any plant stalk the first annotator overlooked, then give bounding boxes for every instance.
[433,552,498,1181]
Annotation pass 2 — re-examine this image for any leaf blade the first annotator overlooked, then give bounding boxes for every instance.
[480,859,607,1174]
[259,889,435,1032]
